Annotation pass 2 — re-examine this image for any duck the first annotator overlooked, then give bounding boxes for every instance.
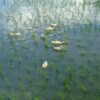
[9,32,21,36]
[51,40,65,45]
[42,61,48,69]
[54,45,64,51]
[51,23,58,27]
[45,27,54,31]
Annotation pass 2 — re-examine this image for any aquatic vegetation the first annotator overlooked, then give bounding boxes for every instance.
[42,61,48,69]
[80,84,88,94]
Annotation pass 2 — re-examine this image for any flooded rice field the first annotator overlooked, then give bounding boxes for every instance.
[0,0,100,100]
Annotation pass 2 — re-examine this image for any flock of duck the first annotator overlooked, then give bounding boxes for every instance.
[41,23,66,69]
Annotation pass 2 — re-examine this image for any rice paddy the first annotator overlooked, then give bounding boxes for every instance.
[0,0,100,100]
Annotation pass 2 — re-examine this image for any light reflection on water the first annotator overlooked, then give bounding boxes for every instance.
[0,0,100,31]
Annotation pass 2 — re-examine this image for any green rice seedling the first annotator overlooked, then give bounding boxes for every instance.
[0,92,7,100]
[27,74,33,88]
[63,33,68,44]
[32,32,38,44]
[93,65,99,78]
[43,41,49,49]
[34,96,39,100]
[69,93,76,100]
[34,18,41,26]
[65,66,77,86]
[55,91,65,100]
[21,91,32,100]
[41,69,47,78]
[79,66,84,79]
[76,42,88,49]
[63,79,71,93]
[95,65,99,76]
[86,65,94,84]
[66,66,75,81]
[56,67,60,75]
[9,94,17,100]
[59,52,64,60]
[8,58,14,69]
[0,64,4,78]
[86,65,91,80]
[97,96,100,100]
[40,34,47,41]
[76,43,82,48]
[79,50,88,56]
[80,84,88,94]
[18,81,26,91]
[95,0,100,8]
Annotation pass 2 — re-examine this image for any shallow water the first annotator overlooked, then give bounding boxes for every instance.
[0,0,100,100]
